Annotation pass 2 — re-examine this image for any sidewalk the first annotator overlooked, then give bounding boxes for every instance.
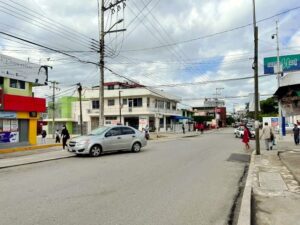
[249,137,300,225]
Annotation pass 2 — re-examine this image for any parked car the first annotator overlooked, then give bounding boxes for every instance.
[234,126,255,138]
[68,125,147,157]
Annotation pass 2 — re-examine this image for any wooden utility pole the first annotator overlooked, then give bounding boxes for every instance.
[252,0,260,155]
[98,0,126,127]
[77,83,83,135]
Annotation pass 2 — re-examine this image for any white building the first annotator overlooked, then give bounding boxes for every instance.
[71,82,182,133]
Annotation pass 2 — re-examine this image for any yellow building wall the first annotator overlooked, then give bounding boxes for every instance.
[17,112,38,145]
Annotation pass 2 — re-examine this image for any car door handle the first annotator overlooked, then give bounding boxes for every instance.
[132,135,136,138]
[117,137,121,139]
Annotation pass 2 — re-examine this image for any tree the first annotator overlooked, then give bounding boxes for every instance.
[260,97,278,114]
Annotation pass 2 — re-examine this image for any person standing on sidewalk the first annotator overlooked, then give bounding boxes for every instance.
[61,125,70,150]
[55,129,61,143]
[182,124,185,134]
[260,122,273,150]
[292,124,300,145]
[41,129,47,144]
[242,125,250,150]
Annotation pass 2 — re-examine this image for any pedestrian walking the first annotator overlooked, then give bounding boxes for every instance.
[199,123,204,134]
[41,129,47,144]
[61,125,70,150]
[260,122,273,150]
[242,125,250,150]
[55,129,61,143]
[182,124,185,134]
[292,124,300,145]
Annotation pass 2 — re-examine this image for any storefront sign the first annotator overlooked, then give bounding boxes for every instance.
[264,54,300,74]
[0,111,17,119]
[10,120,18,132]
[3,119,10,132]
[0,132,19,143]
[0,54,48,85]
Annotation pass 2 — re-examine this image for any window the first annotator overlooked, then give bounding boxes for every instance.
[157,100,165,109]
[106,127,122,136]
[147,97,150,107]
[172,103,176,110]
[92,100,99,109]
[166,102,171,109]
[108,99,115,106]
[133,98,142,107]
[105,116,117,120]
[123,98,127,105]
[121,127,135,135]
[107,85,114,90]
[10,79,25,89]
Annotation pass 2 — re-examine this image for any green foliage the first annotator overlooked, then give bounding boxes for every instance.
[226,116,235,125]
[245,97,278,121]
[260,97,278,114]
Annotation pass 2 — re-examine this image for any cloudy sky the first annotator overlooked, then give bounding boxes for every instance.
[1,0,300,111]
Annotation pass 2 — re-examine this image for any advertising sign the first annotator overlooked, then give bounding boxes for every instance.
[0,111,17,119]
[10,120,18,132]
[271,117,279,127]
[0,54,48,85]
[3,119,10,132]
[264,54,300,74]
[0,132,19,143]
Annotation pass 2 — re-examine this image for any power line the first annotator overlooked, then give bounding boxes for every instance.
[121,5,300,52]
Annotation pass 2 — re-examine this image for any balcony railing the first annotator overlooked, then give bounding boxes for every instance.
[87,106,181,116]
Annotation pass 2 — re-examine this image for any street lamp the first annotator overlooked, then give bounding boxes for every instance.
[271,21,285,137]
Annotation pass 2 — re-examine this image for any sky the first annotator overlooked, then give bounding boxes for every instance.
[1,0,300,112]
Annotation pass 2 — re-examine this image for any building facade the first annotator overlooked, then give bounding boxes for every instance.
[72,84,182,133]
[0,54,47,147]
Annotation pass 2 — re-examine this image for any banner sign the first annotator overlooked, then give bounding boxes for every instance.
[0,132,19,143]
[271,117,279,127]
[264,54,300,74]
[0,111,16,119]
[0,54,48,85]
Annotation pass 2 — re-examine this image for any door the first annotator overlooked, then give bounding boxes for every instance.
[121,126,136,149]
[18,119,29,142]
[102,127,124,151]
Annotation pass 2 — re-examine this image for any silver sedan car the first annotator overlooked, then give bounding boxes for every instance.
[68,125,147,157]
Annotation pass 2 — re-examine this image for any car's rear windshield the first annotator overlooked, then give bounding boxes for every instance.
[89,127,110,135]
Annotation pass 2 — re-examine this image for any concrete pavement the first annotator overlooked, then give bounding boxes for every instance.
[238,134,300,225]
[0,128,247,225]
[0,130,210,168]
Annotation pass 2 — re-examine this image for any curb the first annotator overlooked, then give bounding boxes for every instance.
[278,150,300,184]
[0,151,75,169]
[236,151,255,225]
[0,144,61,154]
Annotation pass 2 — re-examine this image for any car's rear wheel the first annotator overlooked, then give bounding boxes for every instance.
[90,145,102,157]
[132,142,141,153]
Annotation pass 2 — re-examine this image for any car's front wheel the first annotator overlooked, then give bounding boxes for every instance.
[89,145,102,157]
[132,142,141,153]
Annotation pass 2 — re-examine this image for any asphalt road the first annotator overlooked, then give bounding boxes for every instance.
[0,129,248,225]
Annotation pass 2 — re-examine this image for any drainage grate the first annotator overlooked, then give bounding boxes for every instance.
[227,153,250,163]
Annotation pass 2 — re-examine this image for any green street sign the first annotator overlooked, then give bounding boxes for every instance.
[264,54,300,74]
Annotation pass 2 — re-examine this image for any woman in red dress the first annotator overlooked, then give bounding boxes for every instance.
[242,125,250,150]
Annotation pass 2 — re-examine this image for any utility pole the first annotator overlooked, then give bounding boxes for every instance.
[272,21,284,137]
[98,0,126,127]
[252,0,261,155]
[214,88,224,128]
[119,90,122,124]
[49,81,59,139]
[77,83,83,135]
